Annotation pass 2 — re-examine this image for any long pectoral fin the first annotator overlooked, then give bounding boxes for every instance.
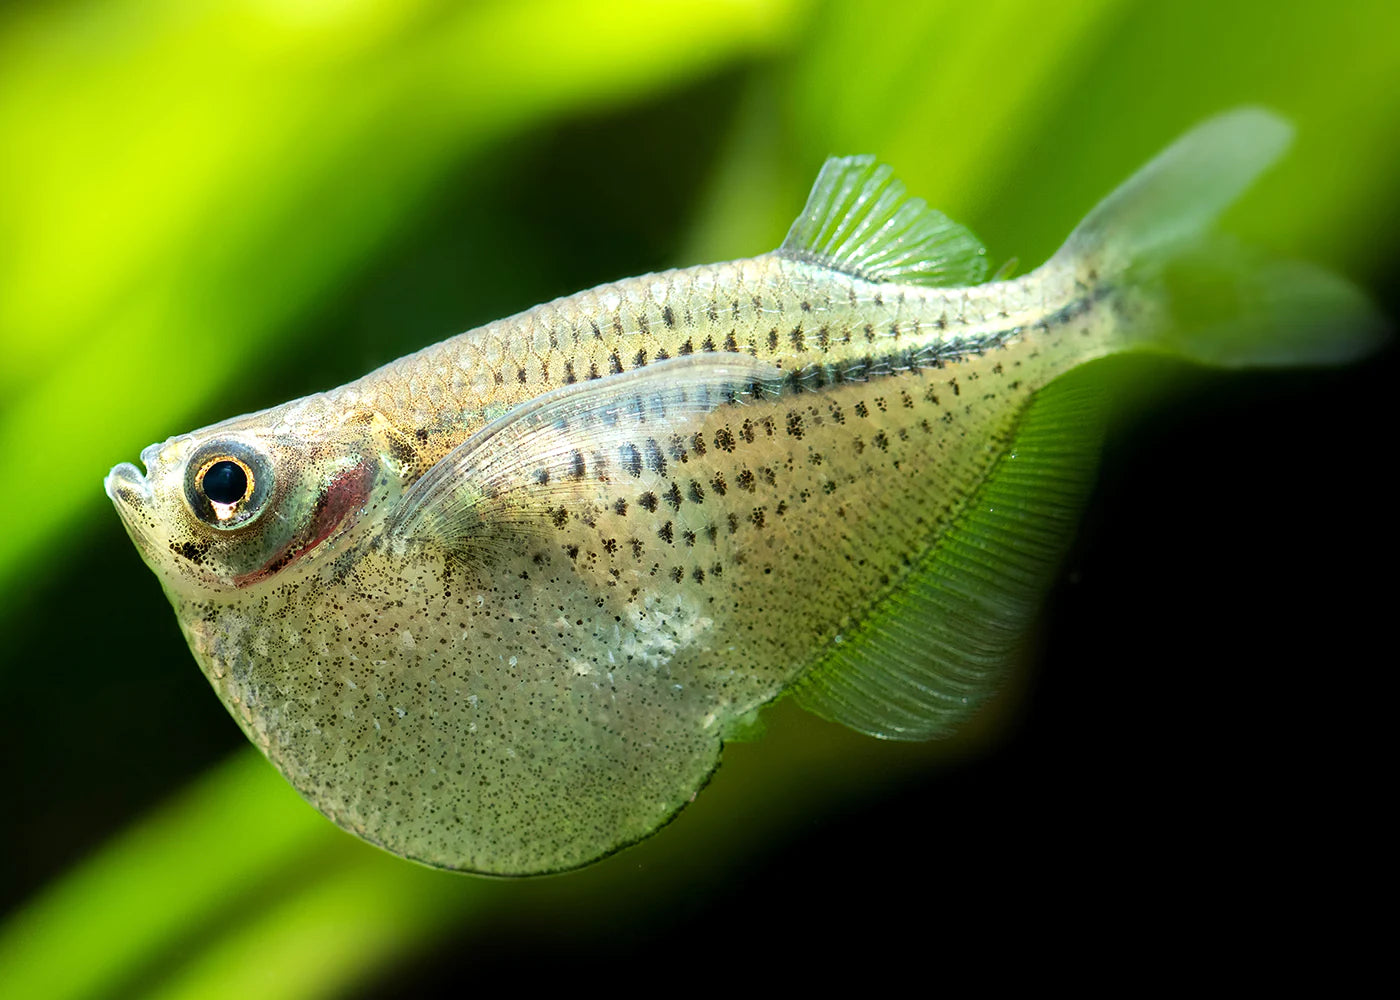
[792,373,1108,740]
[386,354,782,555]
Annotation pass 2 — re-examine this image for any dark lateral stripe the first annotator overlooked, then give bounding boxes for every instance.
[764,292,1102,396]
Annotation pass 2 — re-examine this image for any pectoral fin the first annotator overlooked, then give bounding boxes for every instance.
[386,354,782,556]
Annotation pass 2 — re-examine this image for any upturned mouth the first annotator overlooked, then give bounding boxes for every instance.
[104,460,160,557]
[104,461,150,507]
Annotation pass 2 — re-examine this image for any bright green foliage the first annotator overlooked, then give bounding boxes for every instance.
[0,0,801,598]
[1,1,1396,997]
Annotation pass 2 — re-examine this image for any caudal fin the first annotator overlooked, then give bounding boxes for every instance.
[789,111,1387,744]
[1054,108,1387,367]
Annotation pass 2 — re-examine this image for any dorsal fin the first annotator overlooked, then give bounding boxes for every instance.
[779,155,988,288]
[790,374,1106,740]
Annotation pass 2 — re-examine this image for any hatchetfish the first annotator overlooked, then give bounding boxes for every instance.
[106,109,1381,875]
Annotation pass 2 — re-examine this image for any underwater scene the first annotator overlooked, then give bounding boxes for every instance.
[2,0,1394,994]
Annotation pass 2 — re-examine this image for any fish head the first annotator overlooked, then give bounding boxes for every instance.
[105,397,394,597]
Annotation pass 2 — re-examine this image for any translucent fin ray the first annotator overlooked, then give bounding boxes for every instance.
[1055,107,1294,271]
[386,355,781,554]
[1130,241,1390,367]
[792,377,1106,740]
[779,155,988,287]
[1047,107,1387,366]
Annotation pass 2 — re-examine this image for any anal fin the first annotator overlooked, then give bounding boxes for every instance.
[792,375,1107,740]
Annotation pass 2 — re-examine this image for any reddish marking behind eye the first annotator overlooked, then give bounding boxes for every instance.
[234,460,376,588]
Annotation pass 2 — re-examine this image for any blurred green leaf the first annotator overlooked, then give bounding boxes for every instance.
[970,0,1400,270]
[3,1,1397,997]
[0,0,805,602]
[686,0,1124,261]
[0,701,985,1000]
[0,753,325,1000]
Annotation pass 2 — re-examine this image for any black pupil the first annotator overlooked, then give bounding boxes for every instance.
[203,461,248,505]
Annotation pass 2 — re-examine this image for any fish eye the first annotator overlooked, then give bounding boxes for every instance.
[201,460,249,505]
[185,440,273,530]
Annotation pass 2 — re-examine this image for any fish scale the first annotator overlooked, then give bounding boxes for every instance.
[106,110,1383,874]
[202,275,1090,874]
[326,254,1086,547]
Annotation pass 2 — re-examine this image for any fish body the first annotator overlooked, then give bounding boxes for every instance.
[106,110,1380,874]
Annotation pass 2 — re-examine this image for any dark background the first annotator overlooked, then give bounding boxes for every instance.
[2,5,1394,992]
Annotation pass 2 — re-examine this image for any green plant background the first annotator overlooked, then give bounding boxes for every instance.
[1,1,1394,995]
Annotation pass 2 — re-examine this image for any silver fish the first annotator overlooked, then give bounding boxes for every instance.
[105,109,1380,875]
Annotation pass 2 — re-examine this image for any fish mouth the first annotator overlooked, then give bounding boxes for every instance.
[105,459,159,556]
[104,461,150,507]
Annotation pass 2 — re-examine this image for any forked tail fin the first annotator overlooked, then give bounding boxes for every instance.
[1051,107,1387,367]
[790,110,1387,742]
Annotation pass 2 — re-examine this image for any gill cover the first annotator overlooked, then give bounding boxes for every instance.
[112,422,384,593]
